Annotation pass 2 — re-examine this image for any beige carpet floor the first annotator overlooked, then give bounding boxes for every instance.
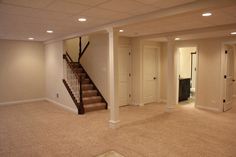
[0,100,236,157]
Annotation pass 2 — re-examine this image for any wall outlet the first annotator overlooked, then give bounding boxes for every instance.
[56,93,59,98]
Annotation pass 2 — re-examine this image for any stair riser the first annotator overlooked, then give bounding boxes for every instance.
[83,98,102,104]
[84,105,106,112]
[82,85,93,90]
[83,92,97,97]
[75,69,83,73]
[82,80,90,84]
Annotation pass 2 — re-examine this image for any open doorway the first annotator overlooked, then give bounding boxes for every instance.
[177,47,198,106]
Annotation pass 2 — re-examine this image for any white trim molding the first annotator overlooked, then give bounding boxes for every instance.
[195,105,221,112]
[159,99,167,104]
[0,98,45,106]
[45,98,77,114]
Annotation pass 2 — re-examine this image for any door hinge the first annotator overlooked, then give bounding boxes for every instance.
[223,99,226,103]
[225,50,228,54]
[129,73,131,77]
[224,75,227,79]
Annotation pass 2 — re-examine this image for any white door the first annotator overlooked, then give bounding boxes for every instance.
[118,46,131,106]
[143,47,159,104]
[224,46,235,111]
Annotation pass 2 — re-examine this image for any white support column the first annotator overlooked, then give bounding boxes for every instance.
[107,27,120,128]
[166,37,177,111]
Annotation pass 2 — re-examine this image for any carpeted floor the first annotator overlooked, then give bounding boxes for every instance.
[0,100,236,157]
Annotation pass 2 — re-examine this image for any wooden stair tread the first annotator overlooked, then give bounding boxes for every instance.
[83,96,101,100]
[84,103,106,112]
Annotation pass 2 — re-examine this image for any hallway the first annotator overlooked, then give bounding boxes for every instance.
[0,101,235,157]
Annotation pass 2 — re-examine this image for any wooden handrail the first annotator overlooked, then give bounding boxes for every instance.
[79,41,90,60]
[63,54,84,114]
[66,51,73,62]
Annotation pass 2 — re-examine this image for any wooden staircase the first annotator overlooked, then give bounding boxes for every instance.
[73,63,107,113]
[62,37,107,114]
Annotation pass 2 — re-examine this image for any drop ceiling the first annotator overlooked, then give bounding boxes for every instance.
[118,5,236,38]
[0,0,235,41]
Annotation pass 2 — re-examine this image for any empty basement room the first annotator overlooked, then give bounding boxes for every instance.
[1,0,236,157]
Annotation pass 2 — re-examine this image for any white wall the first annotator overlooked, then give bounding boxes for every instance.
[160,42,168,102]
[45,41,77,112]
[130,39,162,105]
[179,47,196,79]
[63,38,79,62]
[234,44,236,97]
[160,37,236,111]
[80,33,109,101]
[0,40,45,104]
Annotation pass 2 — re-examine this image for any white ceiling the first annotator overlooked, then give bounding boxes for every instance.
[118,5,236,38]
[0,0,235,41]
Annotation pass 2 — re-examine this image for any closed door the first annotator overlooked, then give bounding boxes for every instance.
[224,46,235,111]
[118,46,131,106]
[143,47,159,104]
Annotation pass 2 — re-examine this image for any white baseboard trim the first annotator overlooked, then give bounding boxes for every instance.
[45,98,77,114]
[159,99,167,104]
[0,98,45,106]
[195,105,220,112]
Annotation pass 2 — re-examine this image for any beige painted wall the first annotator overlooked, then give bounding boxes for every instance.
[130,38,163,105]
[63,38,79,62]
[80,33,109,101]
[179,47,196,78]
[45,41,77,111]
[234,45,236,96]
[160,42,168,101]
[0,40,45,103]
[160,37,236,111]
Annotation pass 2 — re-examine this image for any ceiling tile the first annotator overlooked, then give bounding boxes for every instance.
[128,5,160,16]
[79,8,131,21]
[64,0,108,6]
[46,0,90,14]
[1,0,54,9]
[0,4,71,20]
[136,0,197,8]
[98,0,144,13]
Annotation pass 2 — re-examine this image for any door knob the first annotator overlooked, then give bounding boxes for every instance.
[153,77,157,80]
[233,79,235,82]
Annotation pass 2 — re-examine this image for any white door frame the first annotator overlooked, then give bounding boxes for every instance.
[175,46,200,107]
[118,44,132,106]
[141,45,161,105]
[220,41,236,112]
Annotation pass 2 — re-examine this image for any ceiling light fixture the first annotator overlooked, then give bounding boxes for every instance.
[28,37,34,40]
[78,18,87,22]
[46,30,54,34]
[230,32,236,35]
[202,12,212,17]
[119,29,124,33]
[175,37,180,41]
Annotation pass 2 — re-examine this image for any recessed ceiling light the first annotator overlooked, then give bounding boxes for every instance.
[175,37,180,41]
[230,32,236,35]
[119,29,124,33]
[202,12,212,17]
[46,30,54,33]
[78,18,87,22]
[28,37,34,40]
